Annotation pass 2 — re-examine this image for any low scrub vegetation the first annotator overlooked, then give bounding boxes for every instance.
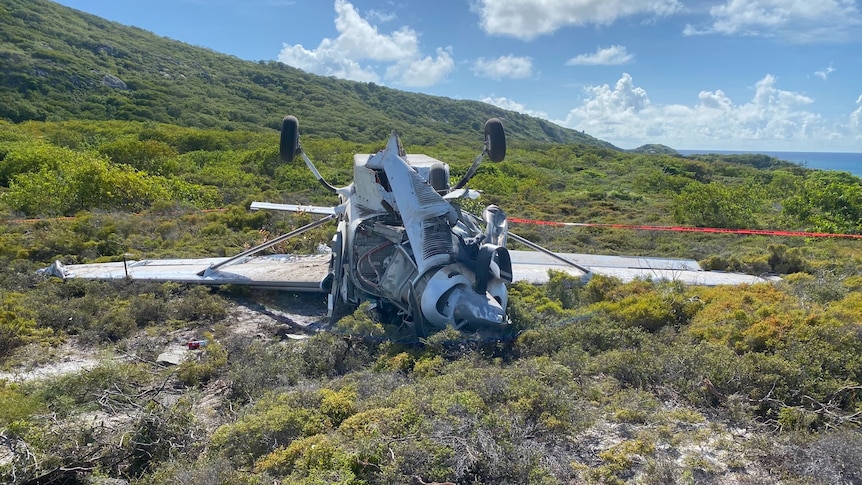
[2,120,861,484]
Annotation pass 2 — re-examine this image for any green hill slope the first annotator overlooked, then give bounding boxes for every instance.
[0,0,617,148]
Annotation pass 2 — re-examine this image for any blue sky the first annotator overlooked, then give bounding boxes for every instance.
[54,0,862,152]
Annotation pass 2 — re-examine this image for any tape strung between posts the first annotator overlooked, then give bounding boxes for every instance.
[6,212,861,239]
[508,218,862,239]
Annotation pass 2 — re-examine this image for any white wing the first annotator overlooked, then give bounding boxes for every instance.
[249,202,337,215]
[509,250,774,285]
[41,254,330,291]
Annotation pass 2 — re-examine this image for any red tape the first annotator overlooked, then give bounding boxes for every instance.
[508,218,862,239]
[5,213,860,239]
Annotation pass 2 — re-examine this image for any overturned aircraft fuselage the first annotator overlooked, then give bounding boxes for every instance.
[330,133,512,335]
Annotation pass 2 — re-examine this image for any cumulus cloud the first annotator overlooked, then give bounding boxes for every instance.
[474,0,681,40]
[814,64,836,80]
[683,0,862,43]
[566,45,634,66]
[277,0,453,87]
[387,48,455,87]
[279,43,380,82]
[852,95,862,137]
[481,96,548,119]
[366,9,396,23]
[471,55,534,80]
[558,73,852,149]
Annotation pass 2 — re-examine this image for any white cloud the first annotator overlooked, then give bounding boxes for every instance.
[683,0,862,43]
[851,95,862,137]
[330,0,417,61]
[472,55,534,80]
[277,0,453,86]
[366,9,396,23]
[387,48,455,87]
[279,42,380,82]
[474,0,681,40]
[814,64,836,80]
[582,73,650,113]
[566,45,634,66]
[557,73,856,150]
[481,96,548,119]
[697,89,733,111]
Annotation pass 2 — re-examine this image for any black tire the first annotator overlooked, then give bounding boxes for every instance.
[408,285,428,339]
[327,231,352,324]
[427,163,449,194]
[327,268,355,324]
[329,293,355,325]
[280,115,300,163]
[484,118,506,162]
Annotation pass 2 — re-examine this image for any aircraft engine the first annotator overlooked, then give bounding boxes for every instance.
[417,263,507,330]
[360,134,511,332]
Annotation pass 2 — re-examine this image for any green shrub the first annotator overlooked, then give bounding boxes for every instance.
[137,457,270,485]
[319,386,357,427]
[254,433,357,483]
[2,148,218,216]
[334,302,385,337]
[0,292,53,357]
[32,362,152,416]
[672,182,765,229]
[97,138,178,175]
[176,337,228,386]
[783,171,862,233]
[226,340,301,402]
[210,393,329,466]
[0,383,43,428]
[301,333,373,378]
[127,399,201,477]
[545,270,586,309]
[0,140,65,185]
[90,302,136,342]
[412,355,445,377]
[375,351,415,373]
[172,286,228,323]
[338,406,421,440]
[506,281,571,330]
[593,292,677,332]
[767,244,807,274]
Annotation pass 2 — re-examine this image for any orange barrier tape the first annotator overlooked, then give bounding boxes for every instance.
[508,218,862,239]
[6,212,859,239]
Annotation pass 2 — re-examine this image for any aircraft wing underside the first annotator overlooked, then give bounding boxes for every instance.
[41,251,770,290]
[508,250,772,285]
[41,254,331,291]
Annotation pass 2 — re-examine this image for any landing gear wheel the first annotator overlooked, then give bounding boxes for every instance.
[484,118,506,162]
[428,164,449,194]
[280,115,300,163]
[408,285,428,340]
[326,267,355,324]
[326,231,353,324]
[328,289,354,325]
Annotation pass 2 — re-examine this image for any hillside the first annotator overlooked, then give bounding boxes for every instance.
[0,0,617,148]
[630,144,678,155]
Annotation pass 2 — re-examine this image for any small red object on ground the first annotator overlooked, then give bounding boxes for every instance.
[187,339,208,350]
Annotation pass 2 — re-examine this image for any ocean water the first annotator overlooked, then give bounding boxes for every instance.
[677,150,862,178]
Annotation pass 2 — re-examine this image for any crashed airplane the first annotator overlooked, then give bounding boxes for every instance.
[41,116,770,336]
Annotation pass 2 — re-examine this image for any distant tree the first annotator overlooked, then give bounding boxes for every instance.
[672,182,765,228]
[783,171,862,233]
[2,151,217,215]
[97,138,178,174]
